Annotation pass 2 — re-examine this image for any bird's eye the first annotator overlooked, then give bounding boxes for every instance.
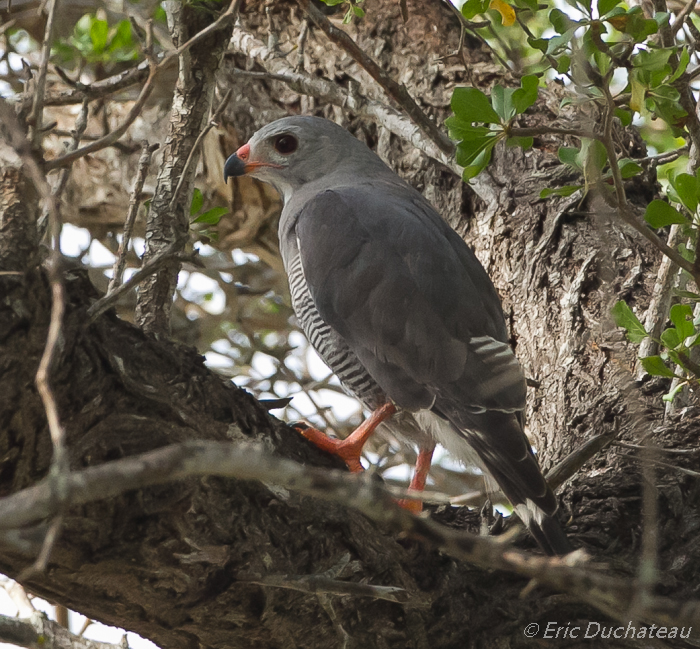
[273,134,298,155]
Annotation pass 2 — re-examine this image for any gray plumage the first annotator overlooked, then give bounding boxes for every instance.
[224,116,571,555]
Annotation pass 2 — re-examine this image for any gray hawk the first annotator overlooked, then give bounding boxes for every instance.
[224,116,571,556]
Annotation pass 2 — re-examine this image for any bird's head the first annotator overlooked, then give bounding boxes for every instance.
[223,116,384,202]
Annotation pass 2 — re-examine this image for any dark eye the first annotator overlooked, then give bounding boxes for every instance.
[273,134,298,155]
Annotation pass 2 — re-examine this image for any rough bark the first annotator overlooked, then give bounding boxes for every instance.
[1,0,700,647]
[135,1,235,335]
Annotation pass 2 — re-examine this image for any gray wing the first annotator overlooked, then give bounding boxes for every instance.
[294,185,526,414]
[295,186,570,554]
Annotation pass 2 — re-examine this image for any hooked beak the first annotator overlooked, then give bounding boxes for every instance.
[223,143,283,182]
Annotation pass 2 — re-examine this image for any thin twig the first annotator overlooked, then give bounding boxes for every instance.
[44,65,159,171]
[45,1,239,173]
[87,243,184,322]
[37,98,89,239]
[296,0,455,156]
[614,441,700,454]
[672,0,698,38]
[172,0,241,59]
[0,612,123,649]
[28,0,58,147]
[169,88,232,211]
[235,573,409,603]
[109,141,159,292]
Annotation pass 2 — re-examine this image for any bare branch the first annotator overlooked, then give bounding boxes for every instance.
[108,141,159,292]
[169,88,233,211]
[236,573,410,604]
[296,0,455,156]
[0,612,123,649]
[44,64,160,172]
[135,0,242,335]
[0,439,699,634]
[87,242,183,322]
[228,27,456,172]
[27,0,58,147]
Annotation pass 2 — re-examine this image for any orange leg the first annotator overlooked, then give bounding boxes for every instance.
[398,443,436,514]
[296,402,397,473]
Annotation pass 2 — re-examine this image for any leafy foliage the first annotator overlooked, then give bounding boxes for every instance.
[446,0,700,404]
[52,13,138,68]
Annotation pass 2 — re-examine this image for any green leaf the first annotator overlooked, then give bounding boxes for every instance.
[632,48,673,72]
[619,159,643,179]
[190,188,204,216]
[455,132,497,165]
[461,0,491,19]
[644,200,688,228]
[320,0,346,5]
[512,75,539,115]
[89,17,109,53]
[109,20,133,51]
[549,8,577,33]
[491,85,515,121]
[670,303,695,341]
[669,47,690,83]
[539,185,582,198]
[513,0,538,11]
[640,355,675,377]
[558,146,581,169]
[615,108,632,126]
[528,36,548,53]
[461,140,496,180]
[598,0,621,16]
[661,327,681,349]
[451,88,501,124]
[611,300,648,343]
[556,54,571,74]
[192,206,228,225]
[352,5,365,17]
[676,290,700,301]
[445,117,492,142]
[671,173,699,213]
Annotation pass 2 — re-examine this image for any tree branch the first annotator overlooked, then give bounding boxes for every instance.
[228,27,457,173]
[0,613,123,649]
[296,0,455,157]
[0,438,699,637]
[134,0,241,335]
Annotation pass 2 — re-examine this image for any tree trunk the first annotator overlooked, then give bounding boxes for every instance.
[1,0,699,647]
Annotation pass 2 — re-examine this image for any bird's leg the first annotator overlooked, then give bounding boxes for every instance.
[296,402,397,473]
[398,443,436,514]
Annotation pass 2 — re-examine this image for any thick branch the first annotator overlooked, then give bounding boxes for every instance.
[134,0,240,335]
[0,439,698,637]
[0,613,121,649]
[228,27,457,173]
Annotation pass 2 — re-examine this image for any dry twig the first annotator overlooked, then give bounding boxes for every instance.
[109,141,159,292]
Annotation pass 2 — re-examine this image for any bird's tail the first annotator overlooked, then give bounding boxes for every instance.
[441,408,572,556]
[526,512,573,556]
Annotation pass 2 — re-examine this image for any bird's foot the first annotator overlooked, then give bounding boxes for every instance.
[396,443,435,514]
[294,423,365,473]
[294,402,397,474]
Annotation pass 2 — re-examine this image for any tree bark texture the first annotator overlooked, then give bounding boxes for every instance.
[1,0,700,647]
[135,1,235,335]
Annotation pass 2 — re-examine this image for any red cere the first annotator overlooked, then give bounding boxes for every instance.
[236,143,250,161]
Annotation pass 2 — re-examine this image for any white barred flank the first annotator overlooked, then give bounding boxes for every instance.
[287,247,381,403]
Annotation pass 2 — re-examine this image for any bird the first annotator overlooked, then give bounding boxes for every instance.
[223,115,572,556]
